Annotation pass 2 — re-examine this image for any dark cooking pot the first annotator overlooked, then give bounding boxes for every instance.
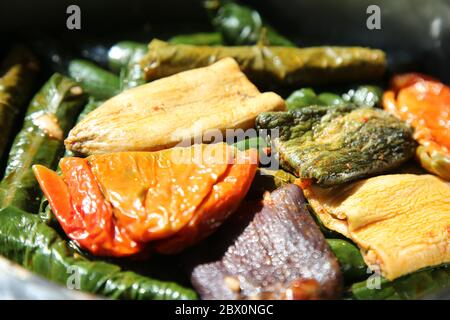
[0,0,449,300]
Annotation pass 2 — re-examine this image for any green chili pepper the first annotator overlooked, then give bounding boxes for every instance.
[120,46,148,90]
[352,264,450,300]
[68,59,120,99]
[0,73,86,212]
[318,93,345,106]
[286,88,323,110]
[343,85,383,108]
[108,41,147,73]
[206,1,295,46]
[0,205,197,300]
[287,85,384,110]
[326,239,368,283]
[0,46,39,163]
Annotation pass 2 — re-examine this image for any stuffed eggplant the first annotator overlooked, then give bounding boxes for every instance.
[65,58,285,155]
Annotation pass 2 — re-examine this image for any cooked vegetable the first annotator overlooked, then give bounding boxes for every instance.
[0,46,39,162]
[192,184,343,300]
[205,1,295,46]
[168,32,223,45]
[246,167,296,199]
[141,40,386,87]
[286,88,341,110]
[34,143,257,256]
[352,265,450,300]
[74,97,103,125]
[256,105,416,186]
[68,59,120,99]
[66,58,285,155]
[0,205,197,300]
[117,45,148,90]
[0,74,86,212]
[39,97,104,224]
[343,85,383,108]
[304,174,450,280]
[108,41,147,73]
[383,73,450,180]
[326,239,367,283]
[286,85,382,110]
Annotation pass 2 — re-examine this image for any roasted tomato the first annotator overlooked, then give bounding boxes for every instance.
[383,73,450,180]
[33,143,258,257]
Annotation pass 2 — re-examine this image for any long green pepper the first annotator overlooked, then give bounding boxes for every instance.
[0,205,197,300]
[0,46,39,164]
[0,73,86,212]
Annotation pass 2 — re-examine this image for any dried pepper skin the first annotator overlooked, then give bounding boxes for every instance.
[0,46,39,163]
[383,73,450,180]
[141,40,386,88]
[256,105,416,187]
[33,145,257,257]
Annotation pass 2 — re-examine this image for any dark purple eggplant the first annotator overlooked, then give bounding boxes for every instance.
[191,184,343,300]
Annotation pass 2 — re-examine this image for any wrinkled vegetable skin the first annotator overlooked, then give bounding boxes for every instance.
[352,265,450,300]
[206,1,294,46]
[0,205,197,300]
[0,46,39,164]
[256,105,416,186]
[141,41,386,87]
[0,74,86,212]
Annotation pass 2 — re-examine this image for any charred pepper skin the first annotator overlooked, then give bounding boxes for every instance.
[256,105,416,186]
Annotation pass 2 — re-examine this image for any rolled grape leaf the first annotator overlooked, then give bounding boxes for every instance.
[0,46,39,163]
[0,205,197,300]
[141,40,386,88]
[326,239,368,283]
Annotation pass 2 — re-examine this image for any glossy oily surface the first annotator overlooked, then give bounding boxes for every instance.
[33,143,257,257]
[304,174,450,280]
[384,73,450,180]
